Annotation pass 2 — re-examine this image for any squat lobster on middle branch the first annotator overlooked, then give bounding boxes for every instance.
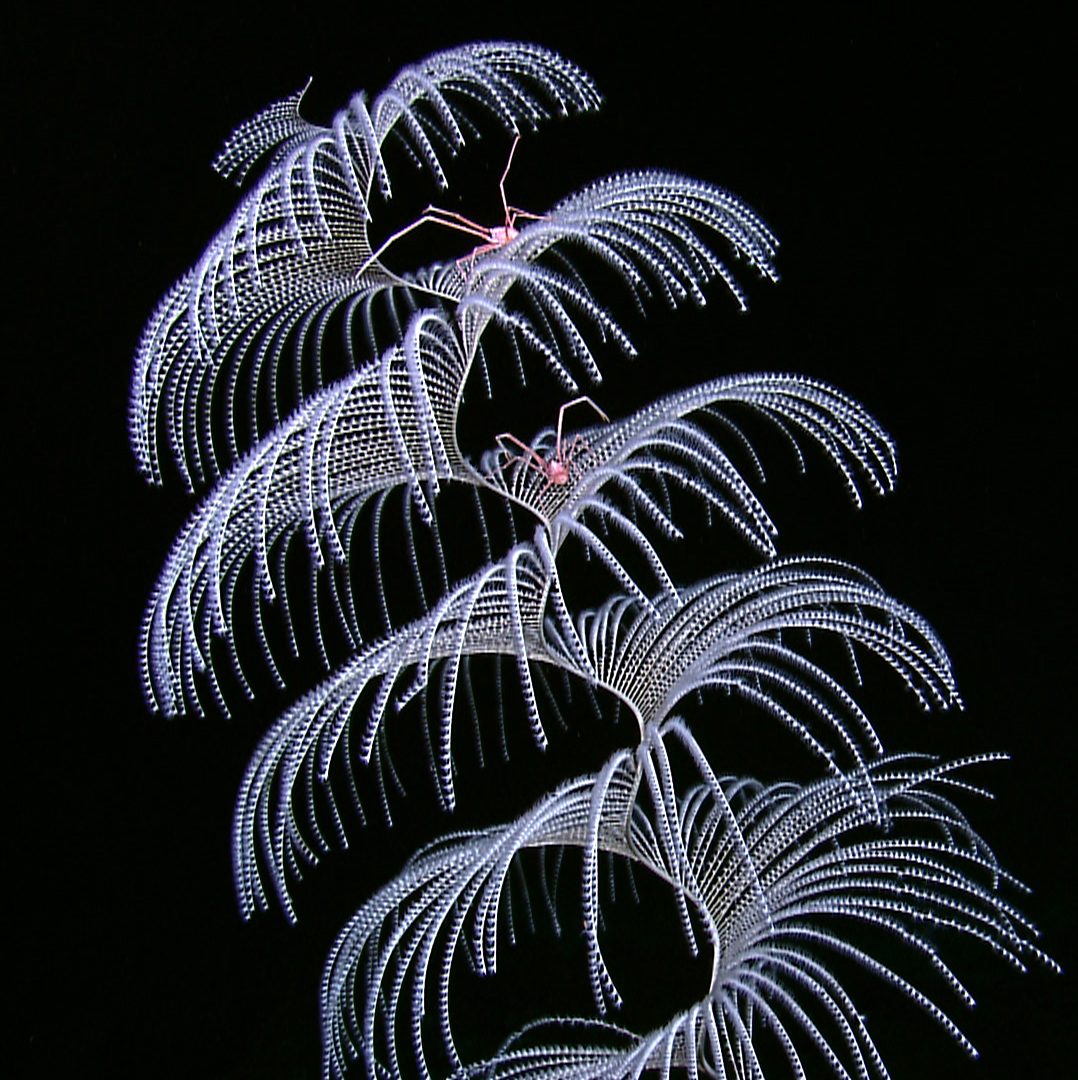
[494,396,610,491]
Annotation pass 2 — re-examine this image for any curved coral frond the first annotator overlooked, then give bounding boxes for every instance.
[320,759,640,1079]
[139,312,468,718]
[561,558,960,764]
[130,42,601,488]
[145,361,892,723]
[231,540,575,923]
[321,742,1053,1080]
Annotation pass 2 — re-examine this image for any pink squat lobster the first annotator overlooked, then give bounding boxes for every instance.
[358,135,545,276]
[495,396,610,491]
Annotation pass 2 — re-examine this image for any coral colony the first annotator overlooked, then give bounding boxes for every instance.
[131,42,1053,1079]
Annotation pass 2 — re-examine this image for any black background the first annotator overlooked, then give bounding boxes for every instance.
[13,6,1074,1078]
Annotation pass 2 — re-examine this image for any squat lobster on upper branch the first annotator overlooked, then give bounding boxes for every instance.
[358,136,545,276]
[494,396,610,491]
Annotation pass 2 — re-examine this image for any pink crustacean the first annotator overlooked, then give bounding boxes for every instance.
[358,135,544,276]
[494,396,609,492]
